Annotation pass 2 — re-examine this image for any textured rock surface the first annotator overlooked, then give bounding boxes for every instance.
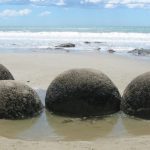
[45,69,121,117]
[121,72,150,119]
[84,41,91,44]
[55,43,75,48]
[0,81,43,119]
[128,48,150,56]
[0,64,14,80]
[108,49,116,53]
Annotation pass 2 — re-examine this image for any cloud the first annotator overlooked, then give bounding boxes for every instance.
[0,0,149,9]
[81,0,150,8]
[81,0,102,4]
[30,0,47,2]
[0,9,31,17]
[104,3,117,8]
[119,0,148,8]
[39,11,51,16]
[29,0,65,6]
[55,0,65,5]
[126,3,145,8]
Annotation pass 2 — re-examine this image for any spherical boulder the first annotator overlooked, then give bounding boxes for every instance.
[0,64,14,80]
[45,69,121,117]
[0,81,43,119]
[121,72,150,119]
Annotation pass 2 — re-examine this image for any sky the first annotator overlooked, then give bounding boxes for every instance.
[0,0,150,27]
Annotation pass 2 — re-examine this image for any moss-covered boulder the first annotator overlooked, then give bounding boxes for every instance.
[0,64,14,80]
[0,81,43,119]
[45,69,121,117]
[121,72,150,119]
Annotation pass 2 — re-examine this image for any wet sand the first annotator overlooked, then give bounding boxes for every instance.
[2,135,150,150]
[0,52,150,149]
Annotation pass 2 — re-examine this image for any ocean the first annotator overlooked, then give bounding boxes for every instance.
[0,26,150,55]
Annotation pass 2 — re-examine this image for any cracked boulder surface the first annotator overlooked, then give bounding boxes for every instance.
[45,68,121,117]
[0,64,14,80]
[121,72,150,119]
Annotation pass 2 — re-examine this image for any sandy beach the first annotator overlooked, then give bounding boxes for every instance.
[1,135,150,150]
[0,52,149,149]
[1,0,150,148]
[0,52,149,93]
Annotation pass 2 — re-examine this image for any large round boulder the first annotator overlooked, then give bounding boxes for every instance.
[0,81,43,119]
[0,64,14,80]
[45,69,121,117]
[121,72,150,119]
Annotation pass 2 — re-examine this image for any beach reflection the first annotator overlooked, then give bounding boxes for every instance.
[0,117,38,139]
[46,112,119,141]
[122,114,150,136]
[0,89,150,141]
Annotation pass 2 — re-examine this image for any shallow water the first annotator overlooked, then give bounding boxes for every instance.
[0,89,150,141]
[0,31,150,55]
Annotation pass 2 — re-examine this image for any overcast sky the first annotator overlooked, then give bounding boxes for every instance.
[0,0,150,26]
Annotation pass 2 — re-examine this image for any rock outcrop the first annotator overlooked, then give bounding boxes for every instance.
[45,69,121,117]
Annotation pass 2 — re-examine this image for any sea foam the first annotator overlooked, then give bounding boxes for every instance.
[0,31,150,53]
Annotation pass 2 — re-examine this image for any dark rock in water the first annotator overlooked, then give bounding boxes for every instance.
[84,41,91,44]
[12,43,17,46]
[56,43,75,48]
[121,72,150,119]
[128,48,150,56]
[0,81,43,119]
[94,41,103,44]
[0,64,14,80]
[108,49,116,53]
[45,69,121,117]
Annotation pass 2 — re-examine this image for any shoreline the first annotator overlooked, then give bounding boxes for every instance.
[0,52,150,149]
[0,52,149,91]
[1,135,150,150]
[1,29,150,56]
